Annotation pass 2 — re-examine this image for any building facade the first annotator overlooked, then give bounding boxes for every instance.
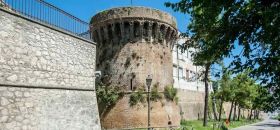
[173,37,213,120]
[172,38,207,91]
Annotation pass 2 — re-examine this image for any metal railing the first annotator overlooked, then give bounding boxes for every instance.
[0,0,92,40]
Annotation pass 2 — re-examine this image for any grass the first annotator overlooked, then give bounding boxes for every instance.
[180,119,261,130]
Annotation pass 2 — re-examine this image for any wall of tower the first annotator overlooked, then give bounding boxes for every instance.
[0,9,100,130]
[91,7,179,129]
[91,7,177,90]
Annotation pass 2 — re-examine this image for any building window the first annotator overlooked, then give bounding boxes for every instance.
[186,69,189,80]
[173,65,177,77]
[179,67,183,79]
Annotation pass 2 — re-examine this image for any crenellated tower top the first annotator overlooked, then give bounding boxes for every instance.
[91,7,178,48]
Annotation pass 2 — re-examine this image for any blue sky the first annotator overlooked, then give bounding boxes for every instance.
[44,0,242,79]
[45,0,190,32]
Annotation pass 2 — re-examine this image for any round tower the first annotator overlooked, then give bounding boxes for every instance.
[91,7,177,90]
[91,7,179,128]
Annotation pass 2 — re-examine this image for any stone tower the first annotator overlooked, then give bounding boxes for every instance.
[91,7,177,90]
[91,7,179,128]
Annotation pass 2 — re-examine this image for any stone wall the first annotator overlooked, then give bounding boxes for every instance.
[100,95,180,129]
[91,7,179,129]
[0,8,101,130]
[177,89,205,120]
[91,7,178,91]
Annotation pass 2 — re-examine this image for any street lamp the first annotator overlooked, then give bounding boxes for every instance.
[146,75,152,130]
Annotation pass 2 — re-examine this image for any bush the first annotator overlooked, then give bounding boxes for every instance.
[129,87,146,106]
[96,81,124,116]
[164,85,178,102]
[220,123,229,130]
[96,84,123,113]
[151,84,163,101]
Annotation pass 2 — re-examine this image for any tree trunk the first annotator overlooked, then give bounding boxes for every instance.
[237,107,241,121]
[218,99,223,121]
[203,64,210,127]
[257,111,260,119]
[254,110,258,119]
[212,97,218,121]
[228,101,234,122]
[249,109,253,120]
[208,109,212,120]
[242,109,245,118]
[233,102,237,121]
[247,109,250,119]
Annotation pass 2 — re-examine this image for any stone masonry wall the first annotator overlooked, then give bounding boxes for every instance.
[91,7,178,91]
[177,89,205,120]
[91,7,179,129]
[0,9,101,130]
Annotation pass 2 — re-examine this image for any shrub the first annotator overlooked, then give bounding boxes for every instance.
[129,87,146,106]
[164,85,178,102]
[96,83,124,115]
[220,123,229,130]
[151,84,163,101]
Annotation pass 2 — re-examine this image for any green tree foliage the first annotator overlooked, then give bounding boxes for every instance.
[165,0,280,111]
[214,71,270,121]
[215,68,232,121]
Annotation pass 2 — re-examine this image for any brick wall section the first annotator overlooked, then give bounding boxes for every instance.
[177,89,205,120]
[100,95,180,129]
[0,8,101,130]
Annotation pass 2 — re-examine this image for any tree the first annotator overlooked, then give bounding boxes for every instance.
[230,73,253,121]
[215,68,232,121]
[214,70,268,121]
[211,81,219,121]
[165,0,280,112]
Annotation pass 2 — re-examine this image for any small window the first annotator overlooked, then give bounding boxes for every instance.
[186,69,189,80]
[173,65,177,77]
[179,67,183,79]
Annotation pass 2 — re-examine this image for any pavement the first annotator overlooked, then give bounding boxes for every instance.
[232,119,280,130]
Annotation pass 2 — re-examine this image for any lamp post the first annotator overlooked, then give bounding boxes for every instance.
[146,75,152,130]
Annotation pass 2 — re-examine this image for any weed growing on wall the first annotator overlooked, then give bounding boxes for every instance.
[96,82,124,117]
[151,83,163,101]
[164,85,178,103]
[129,87,146,106]
[124,57,131,68]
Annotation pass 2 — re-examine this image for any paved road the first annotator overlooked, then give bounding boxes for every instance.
[232,119,280,130]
